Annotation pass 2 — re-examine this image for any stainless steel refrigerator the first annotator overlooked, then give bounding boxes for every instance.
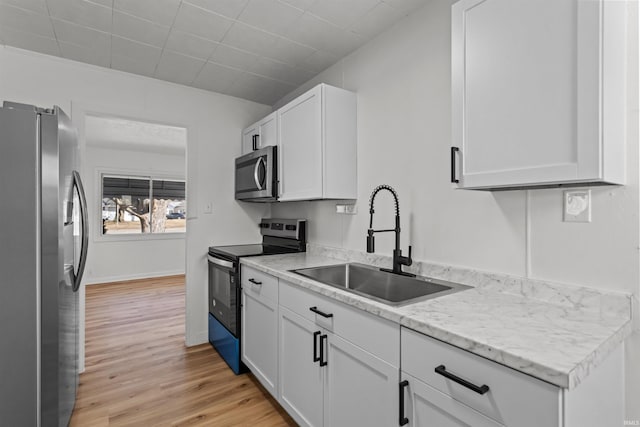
[0,101,88,426]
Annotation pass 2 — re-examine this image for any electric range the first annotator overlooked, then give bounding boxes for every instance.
[206,218,306,374]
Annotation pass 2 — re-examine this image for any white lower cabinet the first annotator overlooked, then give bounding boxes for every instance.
[401,372,502,427]
[400,327,624,427]
[324,333,397,427]
[278,306,324,427]
[278,280,400,427]
[241,266,279,396]
[241,265,624,427]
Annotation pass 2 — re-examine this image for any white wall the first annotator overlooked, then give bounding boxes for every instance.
[272,0,640,419]
[83,145,186,284]
[0,46,272,360]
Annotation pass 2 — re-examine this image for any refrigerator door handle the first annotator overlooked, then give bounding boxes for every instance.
[72,170,88,292]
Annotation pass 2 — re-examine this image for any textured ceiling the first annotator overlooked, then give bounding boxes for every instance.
[0,0,427,105]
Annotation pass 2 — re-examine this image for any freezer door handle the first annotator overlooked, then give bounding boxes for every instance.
[72,170,89,292]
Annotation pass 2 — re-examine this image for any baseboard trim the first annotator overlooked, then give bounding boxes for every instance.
[84,270,185,285]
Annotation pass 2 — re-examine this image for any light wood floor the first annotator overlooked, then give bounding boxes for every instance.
[70,275,296,427]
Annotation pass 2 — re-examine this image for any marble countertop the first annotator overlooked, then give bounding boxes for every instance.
[240,249,632,389]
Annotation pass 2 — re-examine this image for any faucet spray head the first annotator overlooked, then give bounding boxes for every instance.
[366,229,375,253]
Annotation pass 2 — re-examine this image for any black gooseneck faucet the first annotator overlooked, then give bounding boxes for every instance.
[366,184,415,277]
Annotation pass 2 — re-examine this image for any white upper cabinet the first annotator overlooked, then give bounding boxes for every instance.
[241,111,278,155]
[278,84,357,201]
[451,0,627,190]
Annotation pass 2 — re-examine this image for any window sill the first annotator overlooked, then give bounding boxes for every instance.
[94,231,186,243]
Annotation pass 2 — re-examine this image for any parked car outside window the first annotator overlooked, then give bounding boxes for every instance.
[166,212,185,219]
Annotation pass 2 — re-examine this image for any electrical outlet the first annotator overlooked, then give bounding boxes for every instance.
[563,190,591,222]
[336,204,357,214]
[344,204,357,214]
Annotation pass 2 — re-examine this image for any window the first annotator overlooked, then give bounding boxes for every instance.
[101,174,186,235]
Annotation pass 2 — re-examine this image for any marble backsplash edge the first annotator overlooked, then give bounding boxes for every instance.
[306,244,633,320]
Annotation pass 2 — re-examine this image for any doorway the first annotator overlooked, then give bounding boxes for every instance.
[79,113,188,368]
[83,114,188,282]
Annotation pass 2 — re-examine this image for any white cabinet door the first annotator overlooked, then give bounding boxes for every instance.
[278,306,324,427]
[451,0,625,189]
[241,290,278,396]
[276,83,356,201]
[258,112,277,150]
[402,327,560,426]
[242,123,259,155]
[401,373,504,427]
[323,334,398,427]
[241,112,278,155]
[278,85,323,201]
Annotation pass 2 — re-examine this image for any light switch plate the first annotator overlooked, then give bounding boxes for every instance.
[563,190,591,222]
[204,202,213,214]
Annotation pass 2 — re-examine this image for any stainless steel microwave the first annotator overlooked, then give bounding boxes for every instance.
[235,145,277,202]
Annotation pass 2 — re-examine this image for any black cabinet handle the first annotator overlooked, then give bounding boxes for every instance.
[399,380,409,426]
[252,134,259,151]
[451,146,460,183]
[434,365,489,395]
[248,278,262,285]
[310,306,333,318]
[313,331,321,363]
[319,334,328,366]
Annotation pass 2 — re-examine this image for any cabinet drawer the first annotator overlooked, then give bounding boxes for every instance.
[402,373,503,427]
[241,266,278,303]
[401,327,560,427]
[280,280,399,366]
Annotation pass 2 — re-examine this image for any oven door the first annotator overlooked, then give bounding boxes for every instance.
[235,145,277,201]
[207,254,238,336]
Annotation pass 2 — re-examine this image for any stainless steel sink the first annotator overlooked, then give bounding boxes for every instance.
[292,263,471,306]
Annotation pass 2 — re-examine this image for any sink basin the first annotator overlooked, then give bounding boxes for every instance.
[292,263,471,306]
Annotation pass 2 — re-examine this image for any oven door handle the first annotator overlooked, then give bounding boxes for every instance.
[207,255,234,270]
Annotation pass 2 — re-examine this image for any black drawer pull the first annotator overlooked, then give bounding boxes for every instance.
[313,331,321,363]
[309,306,333,318]
[451,146,460,183]
[248,278,262,285]
[399,380,409,426]
[319,334,328,367]
[435,365,489,395]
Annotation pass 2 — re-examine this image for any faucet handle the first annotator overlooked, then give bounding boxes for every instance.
[366,230,375,253]
[406,245,413,265]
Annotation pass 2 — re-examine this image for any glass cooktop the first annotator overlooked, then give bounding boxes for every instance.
[208,243,302,260]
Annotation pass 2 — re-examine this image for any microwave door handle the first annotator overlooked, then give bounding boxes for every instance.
[254,157,265,190]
